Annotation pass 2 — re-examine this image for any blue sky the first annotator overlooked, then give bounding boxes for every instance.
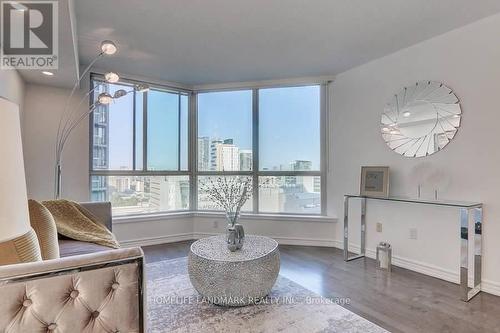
[104,84,320,171]
[198,86,321,170]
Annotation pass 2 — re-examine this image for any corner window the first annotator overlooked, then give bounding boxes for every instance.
[90,74,325,216]
[90,76,190,216]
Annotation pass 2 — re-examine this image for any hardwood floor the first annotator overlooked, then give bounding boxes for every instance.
[142,242,500,333]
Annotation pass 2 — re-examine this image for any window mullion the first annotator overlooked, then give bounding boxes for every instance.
[143,91,148,172]
[178,94,181,171]
[132,88,136,171]
[252,88,259,213]
[190,92,198,211]
[320,83,328,216]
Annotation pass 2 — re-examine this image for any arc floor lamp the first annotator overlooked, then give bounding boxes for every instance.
[54,40,149,199]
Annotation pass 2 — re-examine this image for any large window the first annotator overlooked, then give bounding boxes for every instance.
[197,90,253,172]
[90,75,190,216]
[258,86,322,214]
[90,75,325,216]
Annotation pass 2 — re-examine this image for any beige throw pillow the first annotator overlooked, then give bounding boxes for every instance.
[28,199,60,260]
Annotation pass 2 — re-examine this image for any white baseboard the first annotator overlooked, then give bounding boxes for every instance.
[340,242,458,283]
[191,232,218,239]
[336,242,500,296]
[192,232,337,247]
[272,236,337,247]
[119,233,500,297]
[119,233,193,247]
[482,279,500,296]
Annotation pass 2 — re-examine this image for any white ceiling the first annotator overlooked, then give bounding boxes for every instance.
[18,0,79,88]
[32,0,500,87]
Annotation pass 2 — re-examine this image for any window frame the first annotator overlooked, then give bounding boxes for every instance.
[89,73,327,216]
[193,85,327,215]
[89,74,193,216]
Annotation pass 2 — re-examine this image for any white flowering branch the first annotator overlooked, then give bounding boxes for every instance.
[200,176,253,218]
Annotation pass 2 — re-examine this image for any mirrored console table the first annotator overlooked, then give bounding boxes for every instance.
[343,194,482,302]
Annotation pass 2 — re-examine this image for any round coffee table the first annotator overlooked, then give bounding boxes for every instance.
[188,234,280,306]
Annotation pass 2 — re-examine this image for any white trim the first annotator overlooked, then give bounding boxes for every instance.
[341,242,458,283]
[120,232,338,248]
[90,66,193,91]
[193,211,337,223]
[113,211,193,224]
[193,75,336,92]
[119,233,193,247]
[113,211,337,225]
[67,0,80,83]
[482,280,500,296]
[192,232,337,247]
[89,69,334,92]
[335,241,500,297]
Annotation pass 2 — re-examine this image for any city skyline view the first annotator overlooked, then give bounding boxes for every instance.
[91,80,322,215]
[99,85,321,172]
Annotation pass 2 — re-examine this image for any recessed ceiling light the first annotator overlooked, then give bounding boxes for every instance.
[453,114,460,118]
[403,111,411,117]
[382,127,390,132]
[42,71,54,76]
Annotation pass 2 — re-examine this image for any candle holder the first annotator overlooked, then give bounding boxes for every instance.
[376,242,392,272]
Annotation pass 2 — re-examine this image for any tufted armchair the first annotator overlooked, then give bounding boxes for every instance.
[0,247,145,332]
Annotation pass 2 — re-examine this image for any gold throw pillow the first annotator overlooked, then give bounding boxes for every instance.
[28,199,60,260]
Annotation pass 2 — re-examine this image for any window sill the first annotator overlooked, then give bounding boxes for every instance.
[113,211,337,224]
[193,211,337,223]
[113,211,193,224]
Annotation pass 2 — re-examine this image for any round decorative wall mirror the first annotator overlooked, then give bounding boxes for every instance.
[381,81,462,157]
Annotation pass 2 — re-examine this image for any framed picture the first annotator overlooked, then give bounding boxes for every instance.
[360,166,390,198]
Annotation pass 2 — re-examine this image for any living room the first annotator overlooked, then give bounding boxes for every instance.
[1,1,500,332]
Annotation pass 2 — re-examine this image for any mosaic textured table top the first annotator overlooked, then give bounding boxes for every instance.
[190,235,278,262]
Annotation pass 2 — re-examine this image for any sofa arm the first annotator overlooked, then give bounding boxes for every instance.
[80,201,113,232]
[0,248,144,332]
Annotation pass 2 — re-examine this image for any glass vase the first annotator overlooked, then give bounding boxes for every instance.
[226,212,244,251]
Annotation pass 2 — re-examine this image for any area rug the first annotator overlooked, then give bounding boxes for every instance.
[146,257,388,333]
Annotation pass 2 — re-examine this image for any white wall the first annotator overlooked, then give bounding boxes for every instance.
[23,83,89,201]
[114,216,194,247]
[0,69,25,129]
[329,12,500,294]
[0,69,24,107]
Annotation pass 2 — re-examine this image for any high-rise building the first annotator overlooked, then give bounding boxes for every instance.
[91,85,110,202]
[111,176,132,193]
[211,138,240,171]
[210,138,223,170]
[215,144,240,171]
[313,176,321,193]
[150,177,189,211]
[287,160,314,192]
[290,160,312,171]
[239,149,252,171]
[198,136,210,170]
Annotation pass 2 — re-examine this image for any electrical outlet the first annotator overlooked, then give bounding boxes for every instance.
[376,223,383,232]
[213,221,219,229]
[409,228,418,240]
